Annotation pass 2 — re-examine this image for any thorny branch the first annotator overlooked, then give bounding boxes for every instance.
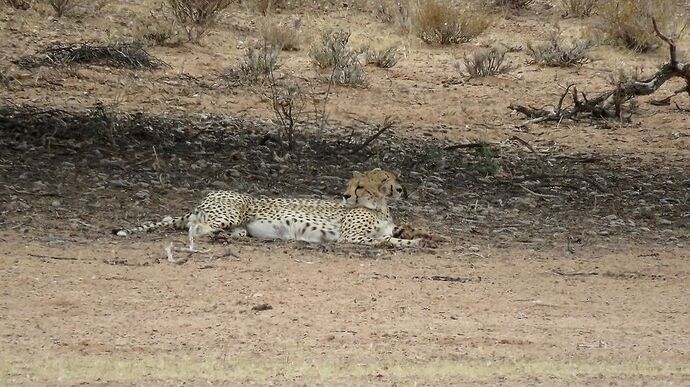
[510,19,690,124]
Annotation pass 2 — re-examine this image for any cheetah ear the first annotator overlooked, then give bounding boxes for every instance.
[352,171,364,178]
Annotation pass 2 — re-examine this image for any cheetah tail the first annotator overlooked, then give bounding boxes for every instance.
[112,214,190,236]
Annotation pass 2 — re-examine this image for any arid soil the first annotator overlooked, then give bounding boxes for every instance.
[1,1,689,385]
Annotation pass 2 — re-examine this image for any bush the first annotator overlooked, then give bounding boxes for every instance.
[237,45,281,85]
[134,6,185,47]
[461,47,512,78]
[492,0,533,9]
[526,32,590,67]
[47,0,74,17]
[309,31,365,87]
[559,0,597,17]
[365,46,400,68]
[261,20,301,51]
[3,0,31,10]
[254,0,288,15]
[166,0,236,43]
[598,0,687,52]
[375,0,413,32]
[415,1,491,45]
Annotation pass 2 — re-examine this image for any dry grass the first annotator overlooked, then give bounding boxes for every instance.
[1,351,685,385]
[365,46,400,68]
[598,0,687,52]
[414,0,491,45]
[165,0,237,43]
[460,47,512,78]
[260,19,301,51]
[559,0,597,17]
[492,0,534,9]
[134,5,185,47]
[526,32,590,67]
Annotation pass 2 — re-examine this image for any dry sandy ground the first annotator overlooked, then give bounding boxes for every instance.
[1,231,688,385]
[1,0,690,385]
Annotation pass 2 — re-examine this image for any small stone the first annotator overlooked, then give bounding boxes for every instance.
[227,169,241,178]
[51,200,61,207]
[31,181,47,192]
[110,179,129,188]
[134,190,149,199]
[468,245,480,252]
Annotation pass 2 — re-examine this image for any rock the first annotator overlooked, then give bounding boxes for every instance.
[31,181,47,192]
[51,200,61,207]
[110,179,129,188]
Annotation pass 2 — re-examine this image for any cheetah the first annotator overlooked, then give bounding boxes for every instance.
[113,168,403,238]
[185,177,423,247]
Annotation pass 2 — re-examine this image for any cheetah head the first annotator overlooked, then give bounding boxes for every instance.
[347,179,388,210]
[343,168,403,208]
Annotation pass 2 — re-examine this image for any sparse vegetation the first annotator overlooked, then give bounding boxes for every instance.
[559,0,597,17]
[134,6,185,47]
[460,47,512,78]
[310,31,366,87]
[267,80,305,151]
[260,20,301,51]
[527,32,591,67]
[165,0,236,43]
[375,0,413,32]
[237,45,281,85]
[3,0,31,10]
[254,0,287,15]
[13,42,170,70]
[365,46,400,68]
[47,0,74,17]
[492,0,533,9]
[415,1,491,45]
[598,0,687,52]
[473,142,500,176]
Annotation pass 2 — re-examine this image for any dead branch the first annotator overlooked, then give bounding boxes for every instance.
[351,116,397,154]
[510,19,690,124]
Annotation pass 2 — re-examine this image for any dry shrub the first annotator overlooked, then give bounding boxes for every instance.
[460,47,512,78]
[365,46,400,68]
[253,0,288,15]
[526,31,591,67]
[238,45,281,84]
[165,0,236,43]
[375,0,413,32]
[415,0,491,45]
[261,19,301,51]
[47,0,74,17]
[559,0,597,17]
[134,6,185,47]
[3,0,31,10]
[492,0,533,9]
[598,0,687,52]
[309,31,366,87]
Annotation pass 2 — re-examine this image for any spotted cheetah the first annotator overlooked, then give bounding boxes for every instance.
[184,177,422,247]
[113,169,404,238]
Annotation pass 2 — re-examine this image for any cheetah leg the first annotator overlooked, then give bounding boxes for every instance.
[393,223,450,242]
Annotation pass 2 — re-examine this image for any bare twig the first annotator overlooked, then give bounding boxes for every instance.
[351,116,397,154]
[28,253,79,261]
